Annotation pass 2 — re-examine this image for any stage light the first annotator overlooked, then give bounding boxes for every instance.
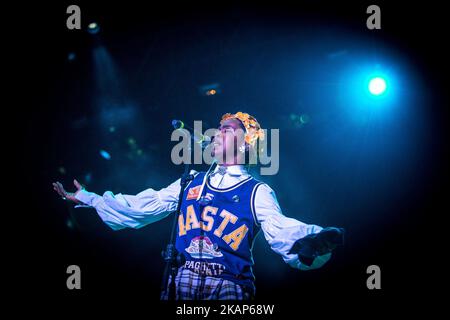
[289,113,309,128]
[127,137,136,146]
[87,22,100,34]
[66,219,74,229]
[368,76,387,96]
[339,63,401,125]
[199,83,221,96]
[67,52,76,61]
[99,149,111,160]
[299,114,310,124]
[84,172,92,184]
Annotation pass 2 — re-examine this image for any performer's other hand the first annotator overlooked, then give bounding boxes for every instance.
[52,179,84,204]
[288,227,345,266]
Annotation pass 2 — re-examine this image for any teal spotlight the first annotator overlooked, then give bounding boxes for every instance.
[368,77,387,96]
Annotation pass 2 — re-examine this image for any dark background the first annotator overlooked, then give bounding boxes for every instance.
[13,0,448,315]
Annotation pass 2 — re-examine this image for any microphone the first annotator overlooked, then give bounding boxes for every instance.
[172,119,212,149]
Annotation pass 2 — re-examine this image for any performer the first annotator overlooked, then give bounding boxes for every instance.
[53,111,343,300]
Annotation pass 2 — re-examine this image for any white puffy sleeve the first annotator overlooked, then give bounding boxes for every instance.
[74,170,197,230]
[254,183,331,270]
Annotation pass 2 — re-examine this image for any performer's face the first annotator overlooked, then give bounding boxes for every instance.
[211,118,246,164]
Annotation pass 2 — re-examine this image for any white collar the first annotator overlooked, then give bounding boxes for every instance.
[213,164,248,176]
[196,163,248,201]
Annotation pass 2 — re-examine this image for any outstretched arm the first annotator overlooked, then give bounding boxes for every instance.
[52,171,197,230]
[254,184,335,270]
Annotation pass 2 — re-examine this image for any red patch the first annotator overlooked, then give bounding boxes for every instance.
[186,185,201,200]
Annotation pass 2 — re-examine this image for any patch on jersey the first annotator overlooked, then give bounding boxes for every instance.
[183,260,226,276]
[198,192,215,206]
[185,236,223,259]
[204,192,215,201]
[186,185,201,200]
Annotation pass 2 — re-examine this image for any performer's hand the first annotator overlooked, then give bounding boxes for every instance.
[288,227,345,266]
[52,179,84,204]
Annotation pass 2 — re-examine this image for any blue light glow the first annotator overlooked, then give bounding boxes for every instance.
[368,77,387,95]
[99,149,111,160]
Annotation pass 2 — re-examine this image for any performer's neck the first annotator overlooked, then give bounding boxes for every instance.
[220,162,245,167]
[218,155,246,167]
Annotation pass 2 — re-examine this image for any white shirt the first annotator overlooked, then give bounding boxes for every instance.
[75,164,331,270]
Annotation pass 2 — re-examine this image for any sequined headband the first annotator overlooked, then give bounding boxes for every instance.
[220,112,265,147]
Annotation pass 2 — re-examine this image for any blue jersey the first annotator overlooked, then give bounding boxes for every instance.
[175,171,263,293]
